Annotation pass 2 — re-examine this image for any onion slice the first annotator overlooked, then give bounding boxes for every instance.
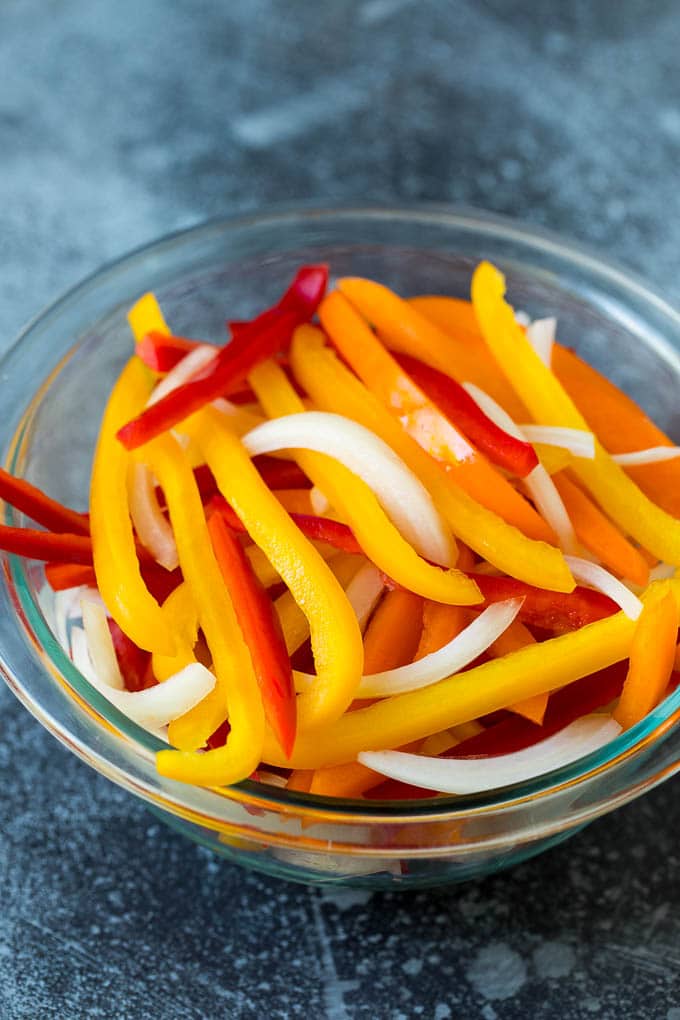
[359,714,622,795]
[242,411,452,565]
[526,317,556,367]
[128,462,179,571]
[73,615,215,732]
[148,344,218,406]
[564,555,643,620]
[519,425,595,460]
[81,598,124,690]
[355,598,523,698]
[612,446,680,466]
[343,562,384,631]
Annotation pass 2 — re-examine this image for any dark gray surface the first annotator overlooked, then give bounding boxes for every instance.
[2,2,680,1017]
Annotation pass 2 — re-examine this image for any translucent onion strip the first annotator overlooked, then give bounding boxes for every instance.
[80,599,124,690]
[526,317,556,367]
[128,462,179,571]
[73,616,216,732]
[463,383,577,551]
[242,411,453,565]
[612,447,680,467]
[564,555,643,620]
[359,714,622,795]
[343,562,385,631]
[147,344,218,406]
[519,425,595,460]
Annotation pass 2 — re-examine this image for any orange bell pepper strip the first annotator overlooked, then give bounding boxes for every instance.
[552,472,649,586]
[415,602,469,659]
[407,295,482,341]
[552,345,680,518]
[320,291,553,543]
[308,761,384,799]
[145,434,265,785]
[362,589,424,674]
[338,276,528,420]
[290,327,574,593]
[471,262,680,566]
[614,583,680,729]
[262,599,645,769]
[187,406,364,730]
[488,618,548,724]
[90,357,176,654]
[248,358,482,606]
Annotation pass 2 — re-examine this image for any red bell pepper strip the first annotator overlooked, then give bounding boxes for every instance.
[0,467,89,535]
[0,527,93,564]
[117,265,328,451]
[467,573,617,633]
[207,494,363,556]
[254,456,312,491]
[207,511,296,758]
[394,354,539,478]
[107,618,152,693]
[367,661,629,799]
[45,562,98,590]
[135,331,202,372]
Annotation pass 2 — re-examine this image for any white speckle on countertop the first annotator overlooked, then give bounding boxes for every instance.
[532,941,576,980]
[466,943,528,1001]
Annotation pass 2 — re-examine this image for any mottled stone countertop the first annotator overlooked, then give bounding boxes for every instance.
[3,2,680,1017]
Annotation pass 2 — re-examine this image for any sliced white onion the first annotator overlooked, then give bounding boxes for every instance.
[526,317,556,367]
[461,384,577,551]
[343,562,384,631]
[80,599,125,690]
[128,462,179,571]
[72,621,216,733]
[514,309,531,328]
[564,555,643,620]
[354,598,523,698]
[519,425,595,461]
[309,486,332,516]
[242,412,452,566]
[359,714,622,795]
[524,464,578,553]
[148,344,218,406]
[612,446,680,466]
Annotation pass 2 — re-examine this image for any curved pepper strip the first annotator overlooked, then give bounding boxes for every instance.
[261,596,652,769]
[145,434,264,785]
[319,291,552,542]
[187,406,365,731]
[90,357,176,654]
[471,262,680,565]
[248,359,482,606]
[151,583,199,684]
[289,327,575,593]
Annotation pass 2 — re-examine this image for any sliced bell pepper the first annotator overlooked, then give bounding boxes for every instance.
[136,331,202,372]
[248,358,482,606]
[207,511,296,758]
[338,276,528,420]
[152,582,199,689]
[488,619,547,724]
[90,357,176,654]
[187,406,364,731]
[45,562,97,590]
[117,265,328,451]
[0,467,89,535]
[407,295,482,341]
[614,583,680,729]
[289,326,574,593]
[262,600,643,769]
[362,589,423,674]
[146,435,264,786]
[319,291,552,542]
[415,602,468,660]
[0,528,93,563]
[552,472,649,586]
[471,262,680,565]
[394,353,538,477]
[107,618,151,693]
[467,572,617,632]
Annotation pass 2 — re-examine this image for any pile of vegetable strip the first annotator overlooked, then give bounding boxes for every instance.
[5,260,680,799]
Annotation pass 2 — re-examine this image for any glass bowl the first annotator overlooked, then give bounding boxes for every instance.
[3,205,680,889]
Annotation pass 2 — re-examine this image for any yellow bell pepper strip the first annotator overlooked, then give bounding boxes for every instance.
[90,357,176,654]
[319,291,554,543]
[127,292,170,345]
[187,406,365,731]
[471,262,680,565]
[248,358,482,606]
[290,327,575,593]
[151,583,199,683]
[274,552,360,655]
[145,434,265,785]
[261,602,645,769]
[614,583,680,729]
[338,276,528,420]
[552,472,649,586]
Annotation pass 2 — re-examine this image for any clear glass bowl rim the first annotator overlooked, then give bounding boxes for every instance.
[3,202,680,837]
